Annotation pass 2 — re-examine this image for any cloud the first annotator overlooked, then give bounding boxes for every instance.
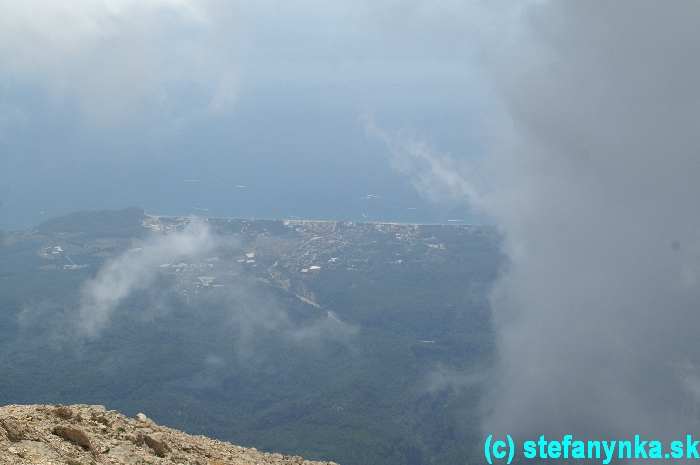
[423,364,483,394]
[0,0,238,124]
[368,0,700,443]
[75,218,357,357]
[194,282,357,366]
[463,0,700,441]
[364,115,482,206]
[289,310,358,346]
[78,219,217,337]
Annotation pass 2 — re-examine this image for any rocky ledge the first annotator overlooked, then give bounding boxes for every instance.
[0,404,338,465]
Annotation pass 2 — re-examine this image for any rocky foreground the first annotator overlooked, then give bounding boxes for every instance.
[0,405,339,465]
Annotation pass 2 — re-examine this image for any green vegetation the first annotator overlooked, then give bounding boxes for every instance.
[0,209,500,465]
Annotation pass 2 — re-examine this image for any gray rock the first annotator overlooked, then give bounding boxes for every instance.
[0,418,25,442]
[52,425,93,451]
[144,433,171,457]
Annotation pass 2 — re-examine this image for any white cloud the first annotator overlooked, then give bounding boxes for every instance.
[0,0,238,123]
[75,219,358,353]
[364,114,482,206]
[466,0,700,441]
[423,364,483,394]
[78,219,217,337]
[364,0,700,441]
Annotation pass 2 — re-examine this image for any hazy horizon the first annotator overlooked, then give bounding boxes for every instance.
[3,2,700,464]
[0,1,489,229]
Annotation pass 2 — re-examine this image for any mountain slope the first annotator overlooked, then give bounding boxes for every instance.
[0,209,500,464]
[0,404,338,465]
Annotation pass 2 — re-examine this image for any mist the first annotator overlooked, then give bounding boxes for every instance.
[3,0,699,457]
[73,218,356,357]
[0,0,238,124]
[78,220,219,337]
[468,0,700,442]
[0,0,485,230]
[368,0,700,444]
